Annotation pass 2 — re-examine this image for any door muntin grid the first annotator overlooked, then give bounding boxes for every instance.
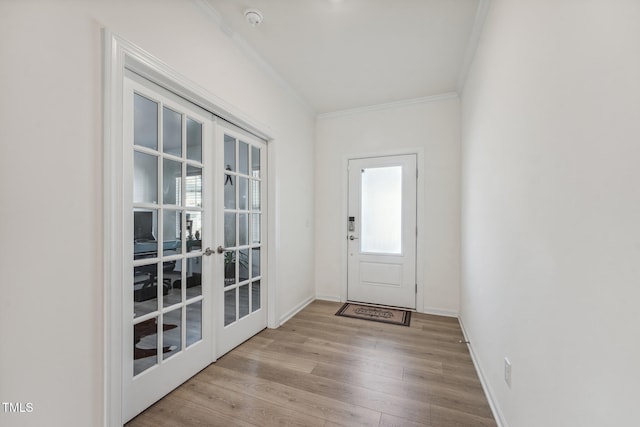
[132,91,206,376]
[223,134,263,327]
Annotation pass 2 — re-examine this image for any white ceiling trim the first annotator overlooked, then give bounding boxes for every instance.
[194,0,316,115]
[317,92,459,120]
[456,0,492,94]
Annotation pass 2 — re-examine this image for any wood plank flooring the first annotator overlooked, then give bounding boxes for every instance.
[126,300,497,427]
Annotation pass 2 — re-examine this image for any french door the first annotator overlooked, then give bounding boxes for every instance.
[347,154,417,309]
[122,73,215,422]
[215,124,267,357]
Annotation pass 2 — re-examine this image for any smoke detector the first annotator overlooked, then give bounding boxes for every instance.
[244,9,263,27]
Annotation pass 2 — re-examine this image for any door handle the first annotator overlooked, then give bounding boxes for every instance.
[216,245,228,254]
[349,235,359,240]
[204,247,215,256]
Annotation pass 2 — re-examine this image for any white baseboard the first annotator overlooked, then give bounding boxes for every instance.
[315,294,342,303]
[421,306,459,318]
[458,317,507,427]
[278,294,316,326]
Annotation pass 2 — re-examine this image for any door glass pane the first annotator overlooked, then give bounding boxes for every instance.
[224,289,236,326]
[185,165,202,207]
[162,265,180,308]
[239,285,249,319]
[251,214,260,245]
[163,159,182,205]
[163,210,182,256]
[134,93,158,150]
[239,141,249,175]
[134,151,158,204]
[224,135,236,172]
[163,106,182,157]
[162,308,181,360]
[186,117,202,162]
[186,301,202,347]
[224,251,235,287]
[186,211,202,252]
[238,177,248,210]
[251,280,261,312]
[133,209,157,247]
[134,317,159,376]
[184,256,202,299]
[133,264,158,318]
[224,212,236,248]
[224,174,235,209]
[239,249,249,282]
[250,180,260,211]
[361,166,402,254]
[251,146,260,178]
[251,248,260,278]
[238,213,248,246]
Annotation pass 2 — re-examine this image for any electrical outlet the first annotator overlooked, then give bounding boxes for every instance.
[504,357,512,387]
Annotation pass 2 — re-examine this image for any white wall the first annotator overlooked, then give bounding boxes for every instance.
[0,1,315,426]
[315,98,461,315]
[460,1,640,426]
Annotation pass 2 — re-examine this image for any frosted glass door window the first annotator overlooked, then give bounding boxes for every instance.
[361,166,402,254]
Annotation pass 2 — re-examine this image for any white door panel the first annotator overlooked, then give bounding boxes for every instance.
[123,74,215,422]
[215,124,267,357]
[347,155,417,309]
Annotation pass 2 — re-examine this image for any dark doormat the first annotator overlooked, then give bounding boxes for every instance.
[335,303,411,327]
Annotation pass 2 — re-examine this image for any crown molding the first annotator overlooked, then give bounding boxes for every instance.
[194,0,316,116]
[317,92,459,120]
[456,0,492,94]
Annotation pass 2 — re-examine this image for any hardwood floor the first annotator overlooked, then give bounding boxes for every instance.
[126,300,497,427]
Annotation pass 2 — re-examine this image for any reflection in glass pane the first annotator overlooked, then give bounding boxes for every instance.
[251,146,260,178]
[162,308,181,360]
[239,285,249,319]
[134,151,158,204]
[252,280,261,312]
[251,214,260,245]
[134,93,158,150]
[252,248,260,278]
[224,174,235,209]
[239,141,249,175]
[361,166,403,254]
[250,180,260,211]
[133,264,158,318]
[133,209,157,248]
[224,212,236,248]
[163,106,182,157]
[224,251,235,287]
[186,117,202,162]
[239,177,248,210]
[186,301,202,347]
[185,211,202,252]
[134,317,158,376]
[185,256,202,299]
[239,213,248,246]
[186,165,202,207]
[239,249,249,282]
[163,159,181,205]
[224,289,236,326]
[163,210,182,257]
[224,135,236,172]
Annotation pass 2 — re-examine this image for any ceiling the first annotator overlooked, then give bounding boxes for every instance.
[200,0,485,114]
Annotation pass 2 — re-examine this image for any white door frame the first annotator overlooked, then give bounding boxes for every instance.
[341,149,425,313]
[102,30,279,426]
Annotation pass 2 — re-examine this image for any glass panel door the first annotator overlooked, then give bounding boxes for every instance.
[123,73,214,422]
[217,127,267,357]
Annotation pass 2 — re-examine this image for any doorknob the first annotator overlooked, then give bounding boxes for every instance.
[204,247,215,256]
[216,246,227,254]
[349,235,359,240]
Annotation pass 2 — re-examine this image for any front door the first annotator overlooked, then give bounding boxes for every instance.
[123,73,215,422]
[347,154,417,309]
[215,124,267,357]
